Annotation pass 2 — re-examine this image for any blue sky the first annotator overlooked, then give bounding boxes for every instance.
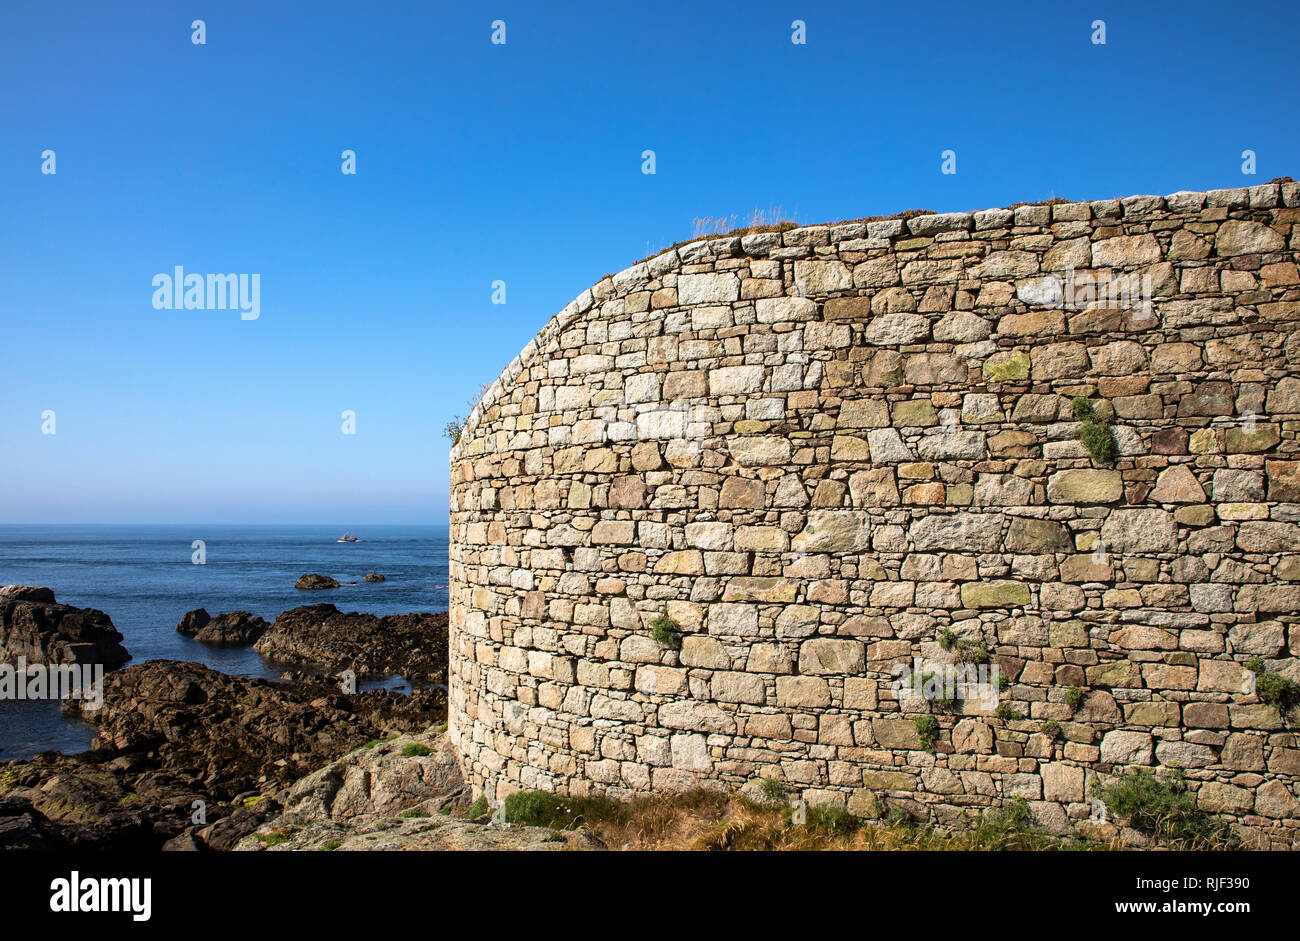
[1,0,1295,523]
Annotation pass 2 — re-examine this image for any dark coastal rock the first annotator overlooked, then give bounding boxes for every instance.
[176,608,211,635]
[364,572,386,582]
[0,585,130,667]
[0,660,446,850]
[0,586,56,604]
[294,574,340,590]
[0,753,199,850]
[0,795,68,850]
[253,605,449,684]
[82,661,445,791]
[177,610,268,645]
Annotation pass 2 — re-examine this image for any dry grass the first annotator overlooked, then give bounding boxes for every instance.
[503,788,1121,852]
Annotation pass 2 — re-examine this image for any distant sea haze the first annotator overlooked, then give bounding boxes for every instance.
[0,524,449,760]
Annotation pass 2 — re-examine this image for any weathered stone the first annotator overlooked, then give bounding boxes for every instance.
[793,511,872,553]
[719,477,766,509]
[1150,465,1206,504]
[1091,234,1161,267]
[866,313,931,345]
[1047,470,1123,504]
[1100,509,1177,553]
[1215,219,1285,256]
[1266,461,1300,501]
[729,436,792,467]
[1099,730,1154,764]
[677,273,740,304]
[908,513,1002,552]
[1005,517,1071,553]
[983,349,1030,381]
[961,581,1031,607]
[798,638,866,675]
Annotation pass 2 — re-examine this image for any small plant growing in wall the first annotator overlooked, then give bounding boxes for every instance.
[1040,719,1062,741]
[649,605,682,649]
[756,777,788,801]
[914,714,940,752]
[1245,658,1300,722]
[993,702,1023,721]
[917,671,959,711]
[1072,396,1116,463]
[1064,686,1085,710]
[443,382,492,445]
[957,638,990,665]
[1099,769,1234,849]
[937,628,957,652]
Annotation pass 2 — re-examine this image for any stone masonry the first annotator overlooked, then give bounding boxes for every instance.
[449,183,1300,848]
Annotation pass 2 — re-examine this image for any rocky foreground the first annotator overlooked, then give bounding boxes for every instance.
[0,661,447,849]
[234,732,601,852]
[0,587,457,850]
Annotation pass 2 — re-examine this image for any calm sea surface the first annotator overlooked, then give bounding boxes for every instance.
[0,524,448,760]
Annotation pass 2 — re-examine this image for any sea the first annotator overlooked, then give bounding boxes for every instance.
[0,524,449,761]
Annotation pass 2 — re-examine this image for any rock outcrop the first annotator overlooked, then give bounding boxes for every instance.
[236,732,602,852]
[294,574,340,590]
[364,572,386,582]
[253,605,449,684]
[0,585,130,667]
[176,609,269,645]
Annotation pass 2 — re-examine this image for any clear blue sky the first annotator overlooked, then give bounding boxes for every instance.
[1,0,1295,523]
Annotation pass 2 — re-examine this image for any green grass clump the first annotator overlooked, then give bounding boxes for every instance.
[913,715,941,752]
[1246,658,1300,719]
[1073,397,1116,463]
[649,605,682,649]
[399,807,431,818]
[503,789,625,830]
[993,703,1023,720]
[756,777,787,801]
[937,628,957,651]
[1100,769,1234,849]
[1040,719,1062,741]
[957,639,990,664]
[1064,686,1085,709]
[466,795,489,819]
[802,805,860,838]
[402,743,434,757]
[321,840,342,851]
[256,829,293,847]
[967,799,1065,850]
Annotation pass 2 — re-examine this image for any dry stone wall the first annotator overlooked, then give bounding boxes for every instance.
[448,182,1300,847]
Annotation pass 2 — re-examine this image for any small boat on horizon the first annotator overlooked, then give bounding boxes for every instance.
[337,532,359,543]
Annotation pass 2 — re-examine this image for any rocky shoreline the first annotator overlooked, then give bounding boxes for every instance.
[0,587,454,851]
[175,603,449,684]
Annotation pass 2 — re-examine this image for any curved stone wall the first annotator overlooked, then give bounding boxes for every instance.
[449,182,1300,847]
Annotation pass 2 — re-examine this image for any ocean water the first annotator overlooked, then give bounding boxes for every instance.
[0,524,449,760]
